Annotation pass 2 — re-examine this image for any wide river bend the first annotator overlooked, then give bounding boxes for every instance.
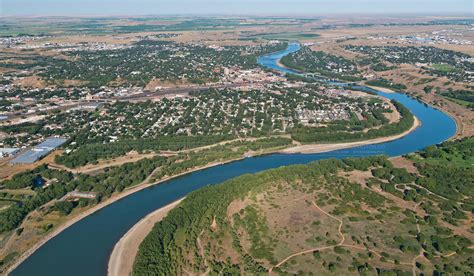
[12,42,456,276]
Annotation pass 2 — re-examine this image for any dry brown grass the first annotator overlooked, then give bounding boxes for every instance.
[0,206,77,261]
[12,76,45,88]
[144,78,191,91]
[41,35,134,45]
[50,151,158,175]
[0,150,62,181]
[390,156,418,174]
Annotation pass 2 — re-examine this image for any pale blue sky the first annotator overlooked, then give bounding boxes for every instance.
[1,0,473,16]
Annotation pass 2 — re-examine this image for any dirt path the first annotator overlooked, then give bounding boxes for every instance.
[49,152,159,174]
[196,230,211,276]
[269,200,422,274]
[50,136,280,175]
[312,202,345,245]
[6,137,293,275]
[108,198,184,276]
[269,201,344,273]
[410,203,424,276]
[406,204,456,276]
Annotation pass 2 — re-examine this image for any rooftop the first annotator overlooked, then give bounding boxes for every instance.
[10,137,67,164]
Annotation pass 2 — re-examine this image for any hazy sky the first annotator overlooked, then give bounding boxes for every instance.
[1,0,473,16]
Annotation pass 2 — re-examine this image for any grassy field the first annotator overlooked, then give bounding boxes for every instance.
[442,96,473,108]
[438,90,474,108]
[431,63,457,72]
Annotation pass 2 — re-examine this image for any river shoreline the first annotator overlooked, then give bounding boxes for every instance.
[276,60,291,71]
[9,42,459,276]
[411,95,463,140]
[4,159,245,275]
[105,116,422,276]
[281,116,420,154]
[277,53,462,140]
[365,85,396,93]
[5,115,420,275]
[275,59,306,75]
[104,44,453,275]
[108,198,184,276]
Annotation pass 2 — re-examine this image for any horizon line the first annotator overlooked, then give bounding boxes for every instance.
[1,12,473,19]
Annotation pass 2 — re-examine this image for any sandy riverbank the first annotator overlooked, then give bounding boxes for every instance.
[365,85,396,93]
[4,159,236,275]
[103,115,421,276]
[418,96,463,139]
[280,116,420,154]
[276,60,287,70]
[108,198,184,276]
[442,108,463,139]
[275,60,305,74]
[4,115,421,275]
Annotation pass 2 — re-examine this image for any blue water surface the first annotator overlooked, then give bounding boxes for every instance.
[12,43,456,276]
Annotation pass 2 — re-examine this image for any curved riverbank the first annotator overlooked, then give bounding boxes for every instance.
[274,45,464,141]
[365,85,396,93]
[276,59,302,74]
[281,116,420,154]
[7,117,420,276]
[11,42,457,276]
[414,96,464,140]
[4,159,242,275]
[108,198,184,276]
[106,117,421,276]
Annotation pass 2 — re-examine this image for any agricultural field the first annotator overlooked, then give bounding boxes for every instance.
[244,32,320,41]
[0,17,320,36]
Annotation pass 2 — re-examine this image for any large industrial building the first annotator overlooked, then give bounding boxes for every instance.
[10,137,68,164]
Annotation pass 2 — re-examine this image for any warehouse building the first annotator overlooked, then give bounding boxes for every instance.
[10,137,67,164]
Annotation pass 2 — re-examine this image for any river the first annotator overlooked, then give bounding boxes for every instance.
[11,42,456,276]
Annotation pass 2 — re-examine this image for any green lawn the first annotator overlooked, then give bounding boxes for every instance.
[444,96,473,107]
[431,63,457,72]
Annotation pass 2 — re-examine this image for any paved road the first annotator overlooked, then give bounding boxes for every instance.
[2,82,262,122]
